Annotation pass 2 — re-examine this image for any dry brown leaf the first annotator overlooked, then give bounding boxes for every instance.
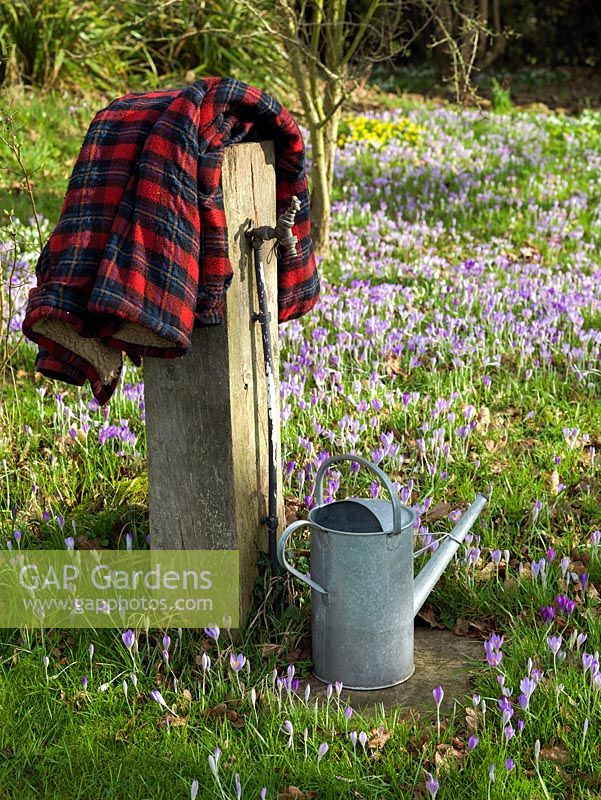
[368,726,392,751]
[158,714,188,728]
[434,742,463,771]
[540,744,570,765]
[453,618,471,636]
[417,605,445,629]
[182,689,192,702]
[484,439,496,452]
[547,469,561,495]
[74,536,108,550]
[262,643,282,658]
[465,707,477,733]
[226,710,245,728]
[424,503,452,523]
[475,562,496,582]
[277,787,317,800]
[385,353,407,378]
[476,407,491,433]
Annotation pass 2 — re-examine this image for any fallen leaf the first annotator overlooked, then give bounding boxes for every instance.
[158,713,188,728]
[547,469,561,495]
[74,536,107,550]
[368,726,392,751]
[476,406,491,433]
[277,787,317,800]
[540,744,570,765]
[417,605,445,629]
[385,353,407,378]
[453,618,471,636]
[465,707,477,733]
[182,689,192,702]
[434,742,463,771]
[423,503,452,523]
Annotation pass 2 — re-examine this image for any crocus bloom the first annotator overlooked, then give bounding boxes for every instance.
[433,685,444,707]
[204,626,220,641]
[489,764,495,783]
[282,720,293,748]
[208,748,220,777]
[317,742,329,763]
[467,735,479,751]
[425,772,439,799]
[191,779,199,800]
[122,629,135,650]
[81,675,88,690]
[150,689,166,707]
[547,635,562,655]
[230,653,246,672]
[64,536,75,550]
[505,757,515,771]
[541,605,555,622]
[556,594,576,614]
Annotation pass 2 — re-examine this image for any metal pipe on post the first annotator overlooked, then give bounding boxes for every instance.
[246,197,301,577]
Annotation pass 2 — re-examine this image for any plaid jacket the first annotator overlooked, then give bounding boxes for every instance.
[22,77,320,404]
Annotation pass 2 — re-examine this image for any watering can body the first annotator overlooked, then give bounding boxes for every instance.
[278,455,487,690]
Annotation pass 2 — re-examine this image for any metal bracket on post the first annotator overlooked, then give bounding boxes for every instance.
[246,196,301,578]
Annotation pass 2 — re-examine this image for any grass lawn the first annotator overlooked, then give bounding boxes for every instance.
[0,87,600,799]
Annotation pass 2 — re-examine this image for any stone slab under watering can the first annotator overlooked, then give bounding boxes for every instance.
[277,454,487,690]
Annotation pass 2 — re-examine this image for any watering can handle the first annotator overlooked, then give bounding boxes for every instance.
[276,520,329,595]
[314,454,405,536]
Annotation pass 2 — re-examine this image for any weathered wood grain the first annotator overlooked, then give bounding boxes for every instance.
[144,141,283,624]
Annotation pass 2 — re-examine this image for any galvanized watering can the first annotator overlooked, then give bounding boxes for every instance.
[277,455,487,690]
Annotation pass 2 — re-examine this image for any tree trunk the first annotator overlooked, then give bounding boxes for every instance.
[309,122,331,259]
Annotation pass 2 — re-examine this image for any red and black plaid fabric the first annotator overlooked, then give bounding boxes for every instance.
[22,77,319,403]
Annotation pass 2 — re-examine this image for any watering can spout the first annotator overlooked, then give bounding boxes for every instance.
[413,494,488,617]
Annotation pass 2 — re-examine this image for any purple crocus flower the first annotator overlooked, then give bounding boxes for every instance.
[556,594,576,614]
[433,685,444,707]
[425,773,439,799]
[547,635,562,655]
[150,689,166,707]
[505,757,515,771]
[122,629,135,650]
[204,626,220,641]
[541,605,555,622]
[81,675,88,690]
[467,735,479,751]
[317,742,329,763]
[230,653,246,672]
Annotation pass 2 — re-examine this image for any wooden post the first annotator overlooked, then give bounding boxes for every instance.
[143,141,283,624]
